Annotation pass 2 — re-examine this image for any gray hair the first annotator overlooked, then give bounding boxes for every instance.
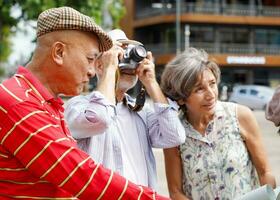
[160,47,220,101]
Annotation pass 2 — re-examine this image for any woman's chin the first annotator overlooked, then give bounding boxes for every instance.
[203,103,216,113]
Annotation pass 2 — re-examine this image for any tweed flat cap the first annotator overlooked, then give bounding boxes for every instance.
[37,7,113,52]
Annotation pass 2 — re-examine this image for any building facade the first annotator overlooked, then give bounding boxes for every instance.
[121,0,280,90]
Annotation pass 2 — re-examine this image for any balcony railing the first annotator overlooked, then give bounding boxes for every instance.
[136,3,280,19]
[145,42,280,55]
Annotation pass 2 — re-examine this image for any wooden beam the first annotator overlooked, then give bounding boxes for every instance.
[154,53,280,67]
[133,13,280,27]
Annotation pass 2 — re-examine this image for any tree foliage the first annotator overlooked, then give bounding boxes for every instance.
[0,0,17,63]
[0,0,125,74]
[0,66,5,77]
[108,0,126,28]
[17,0,104,25]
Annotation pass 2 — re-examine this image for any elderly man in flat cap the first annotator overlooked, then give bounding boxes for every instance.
[0,7,169,200]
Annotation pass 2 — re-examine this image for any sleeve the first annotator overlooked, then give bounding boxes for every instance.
[265,86,280,127]
[145,98,186,148]
[0,101,170,200]
[64,91,116,139]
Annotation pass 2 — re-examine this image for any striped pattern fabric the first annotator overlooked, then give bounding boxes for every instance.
[0,66,169,200]
[37,7,113,52]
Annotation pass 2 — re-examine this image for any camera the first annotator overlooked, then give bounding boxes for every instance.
[119,44,147,71]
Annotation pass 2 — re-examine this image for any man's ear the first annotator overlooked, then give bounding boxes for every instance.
[52,42,65,65]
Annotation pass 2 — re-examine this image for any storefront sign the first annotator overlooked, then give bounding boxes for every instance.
[227,56,266,64]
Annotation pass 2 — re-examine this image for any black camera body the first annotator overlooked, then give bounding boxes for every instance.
[119,44,147,71]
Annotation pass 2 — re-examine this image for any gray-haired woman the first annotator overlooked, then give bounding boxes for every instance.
[161,47,275,200]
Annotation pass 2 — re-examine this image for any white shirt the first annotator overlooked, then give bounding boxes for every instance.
[64,91,186,188]
[116,103,148,185]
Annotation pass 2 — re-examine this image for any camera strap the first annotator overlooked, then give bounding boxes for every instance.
[123,85,146,112]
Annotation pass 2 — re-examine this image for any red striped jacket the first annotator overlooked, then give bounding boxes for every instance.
[0,66,169,200]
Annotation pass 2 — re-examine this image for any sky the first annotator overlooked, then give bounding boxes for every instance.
[8,21,36,65]
[6,6,36,74]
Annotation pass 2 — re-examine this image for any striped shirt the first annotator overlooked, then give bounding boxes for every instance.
[64,91,186,189]
[0,66,170,200]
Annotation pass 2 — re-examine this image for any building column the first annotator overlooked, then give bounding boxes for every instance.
[221,0,227,14]
[249,28,255,54]
[249,0,256,15]
[247,70,254,84]
[176,0,181,54]
[215,27,220,53]
[257,0,263,15]
[214,0,220,14]
[184,25,190,50]
[120,0,135,39]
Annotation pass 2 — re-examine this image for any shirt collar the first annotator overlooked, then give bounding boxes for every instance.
[15,66,64,108]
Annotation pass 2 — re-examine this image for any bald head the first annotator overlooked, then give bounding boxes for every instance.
[26,30,100,96]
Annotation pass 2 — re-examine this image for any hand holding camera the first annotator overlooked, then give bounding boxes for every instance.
[118,44,147,74]
[136,51,157,87]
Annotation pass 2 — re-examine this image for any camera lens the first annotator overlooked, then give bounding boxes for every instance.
[129,45,147,63]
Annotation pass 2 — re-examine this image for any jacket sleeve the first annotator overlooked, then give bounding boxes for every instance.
[145,98,186,148]
[64,91,116,139]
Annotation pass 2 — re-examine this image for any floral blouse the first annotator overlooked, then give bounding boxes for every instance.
[180,101,259,200]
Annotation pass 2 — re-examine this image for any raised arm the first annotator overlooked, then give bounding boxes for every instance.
[136,52,185,147]
[95,43,123,104]
[65,91,119,139]
[144,99,185,148]
[136,51,167,104]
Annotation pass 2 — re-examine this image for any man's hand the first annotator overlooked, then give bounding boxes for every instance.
[136,51,168,104]
[136,51,157,87]
[96,44,123,76]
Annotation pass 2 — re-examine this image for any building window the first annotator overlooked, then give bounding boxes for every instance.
[255,29,280,45]
[220,27,249,44]
[190,26,214,42]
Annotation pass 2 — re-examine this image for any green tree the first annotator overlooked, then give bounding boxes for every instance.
[0,0,17,64]
[108,0,126,28]
[0,0,125,75]
[0,66,5,78]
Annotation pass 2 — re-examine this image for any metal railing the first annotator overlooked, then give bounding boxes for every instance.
[262,6,280,16]
[145,43,178,54]
[145,42,280,55]
[135,3,280,19]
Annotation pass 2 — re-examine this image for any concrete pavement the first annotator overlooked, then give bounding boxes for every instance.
[154,110,280,196]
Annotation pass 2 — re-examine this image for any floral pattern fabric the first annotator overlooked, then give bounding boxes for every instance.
[180,101,259,200]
